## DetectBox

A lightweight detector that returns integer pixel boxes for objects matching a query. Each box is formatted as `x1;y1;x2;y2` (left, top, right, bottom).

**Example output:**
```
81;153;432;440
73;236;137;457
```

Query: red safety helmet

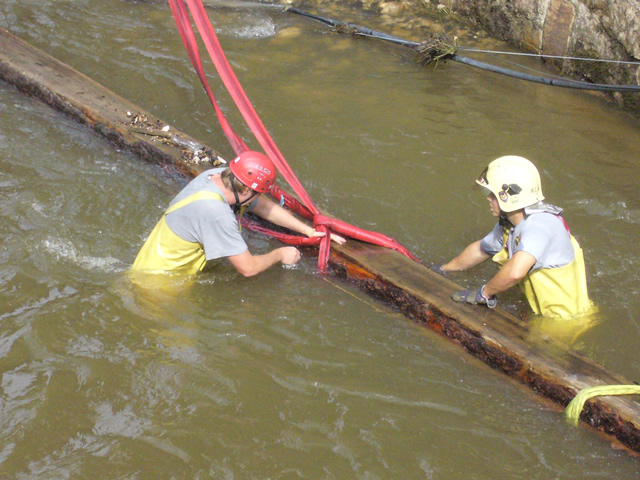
229;151;277;193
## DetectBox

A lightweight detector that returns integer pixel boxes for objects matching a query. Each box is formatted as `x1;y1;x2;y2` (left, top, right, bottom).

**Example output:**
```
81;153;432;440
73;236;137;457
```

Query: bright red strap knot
312;214;332;227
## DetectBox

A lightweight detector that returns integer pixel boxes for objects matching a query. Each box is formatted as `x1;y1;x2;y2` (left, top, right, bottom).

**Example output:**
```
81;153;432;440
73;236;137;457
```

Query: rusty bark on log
1;26;639;455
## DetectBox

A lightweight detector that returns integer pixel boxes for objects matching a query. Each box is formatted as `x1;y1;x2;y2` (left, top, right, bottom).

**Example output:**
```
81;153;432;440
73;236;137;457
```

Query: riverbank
277;0;640;115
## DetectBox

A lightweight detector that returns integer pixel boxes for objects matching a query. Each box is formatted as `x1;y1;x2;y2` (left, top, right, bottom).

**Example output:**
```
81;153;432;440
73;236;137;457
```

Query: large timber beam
1;26;639;455
0;28;223;178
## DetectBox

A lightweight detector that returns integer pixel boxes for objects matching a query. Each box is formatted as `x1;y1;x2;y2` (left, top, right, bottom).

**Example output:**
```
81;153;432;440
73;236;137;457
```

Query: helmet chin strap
230;181;258;214
499;211;515;227
230;181;242;213
242;191;259;206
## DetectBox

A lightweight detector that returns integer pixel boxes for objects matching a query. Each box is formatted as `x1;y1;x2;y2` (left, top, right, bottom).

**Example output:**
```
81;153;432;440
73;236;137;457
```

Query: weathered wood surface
1;26;639;455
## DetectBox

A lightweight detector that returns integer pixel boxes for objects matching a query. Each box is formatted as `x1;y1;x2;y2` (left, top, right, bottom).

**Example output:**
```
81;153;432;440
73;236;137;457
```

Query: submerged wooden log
331;243;640;450
1;26;639;455
0;28;224;178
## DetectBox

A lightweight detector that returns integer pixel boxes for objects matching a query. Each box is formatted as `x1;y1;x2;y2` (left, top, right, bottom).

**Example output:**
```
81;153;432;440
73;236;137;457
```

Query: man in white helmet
437;156;592;318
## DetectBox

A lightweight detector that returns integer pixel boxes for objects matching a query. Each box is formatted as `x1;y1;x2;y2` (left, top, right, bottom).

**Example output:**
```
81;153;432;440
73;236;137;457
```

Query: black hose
285;7;640;93
287;7;418;48
451;55;640;92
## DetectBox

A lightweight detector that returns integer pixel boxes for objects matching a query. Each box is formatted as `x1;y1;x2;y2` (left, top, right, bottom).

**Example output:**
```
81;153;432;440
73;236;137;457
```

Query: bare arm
441;241;491;272
228;247;301;277
251;196;346;244
482;250;536;297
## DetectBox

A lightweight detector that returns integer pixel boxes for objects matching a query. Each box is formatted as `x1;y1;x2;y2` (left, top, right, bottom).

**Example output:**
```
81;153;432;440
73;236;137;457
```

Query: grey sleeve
480;223;504;256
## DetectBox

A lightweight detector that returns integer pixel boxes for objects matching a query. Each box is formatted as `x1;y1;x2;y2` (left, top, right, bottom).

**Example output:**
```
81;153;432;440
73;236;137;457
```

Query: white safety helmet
476;156;544;212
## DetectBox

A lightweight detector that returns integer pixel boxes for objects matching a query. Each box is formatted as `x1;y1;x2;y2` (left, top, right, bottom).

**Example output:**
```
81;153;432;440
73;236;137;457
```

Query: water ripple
269;374;468;416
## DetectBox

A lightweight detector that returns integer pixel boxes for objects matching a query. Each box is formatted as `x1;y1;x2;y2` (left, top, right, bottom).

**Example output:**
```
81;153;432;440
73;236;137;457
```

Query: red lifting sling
168;0;419;271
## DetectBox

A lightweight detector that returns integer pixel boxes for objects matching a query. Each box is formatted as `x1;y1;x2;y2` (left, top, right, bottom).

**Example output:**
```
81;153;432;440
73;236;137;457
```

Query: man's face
487;192;501;218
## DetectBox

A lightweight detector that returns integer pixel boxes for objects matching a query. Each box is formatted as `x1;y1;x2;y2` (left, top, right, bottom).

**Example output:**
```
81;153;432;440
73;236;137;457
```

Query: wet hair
221;167;250;195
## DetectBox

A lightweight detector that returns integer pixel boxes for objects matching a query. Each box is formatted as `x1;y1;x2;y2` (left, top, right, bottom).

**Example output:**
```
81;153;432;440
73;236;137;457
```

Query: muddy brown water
1;1;640;478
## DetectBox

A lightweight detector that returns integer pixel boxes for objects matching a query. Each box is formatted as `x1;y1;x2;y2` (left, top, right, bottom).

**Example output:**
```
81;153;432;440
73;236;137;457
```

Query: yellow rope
564;384;640;426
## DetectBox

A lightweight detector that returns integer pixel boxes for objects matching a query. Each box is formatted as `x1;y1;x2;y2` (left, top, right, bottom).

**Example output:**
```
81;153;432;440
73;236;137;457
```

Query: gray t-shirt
480;212;575;271
165;168;250;261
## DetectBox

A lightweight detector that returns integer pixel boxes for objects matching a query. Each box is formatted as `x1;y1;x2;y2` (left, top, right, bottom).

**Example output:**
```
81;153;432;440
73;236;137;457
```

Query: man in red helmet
132;151;344;276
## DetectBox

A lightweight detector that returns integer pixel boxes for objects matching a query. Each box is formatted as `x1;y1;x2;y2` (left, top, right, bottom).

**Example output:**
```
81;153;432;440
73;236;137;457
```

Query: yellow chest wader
131;191;225;275
493;226;592;318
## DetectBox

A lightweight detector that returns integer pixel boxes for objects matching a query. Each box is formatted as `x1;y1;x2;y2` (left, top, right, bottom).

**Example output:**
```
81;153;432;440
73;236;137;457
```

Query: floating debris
415;32;458;66
126;113;221;167
126;111;166;131
331;22;360;36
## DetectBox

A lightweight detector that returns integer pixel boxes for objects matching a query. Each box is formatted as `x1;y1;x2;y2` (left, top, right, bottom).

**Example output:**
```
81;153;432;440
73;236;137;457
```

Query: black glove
451;285;497;308
429;264;446;276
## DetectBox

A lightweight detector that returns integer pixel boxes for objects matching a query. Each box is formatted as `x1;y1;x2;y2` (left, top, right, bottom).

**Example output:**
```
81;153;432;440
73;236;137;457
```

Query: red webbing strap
176;0;315;207
168;0;247;154
268;186;419;261
168;0;420;269
270;185;314;220
169;0;333;269
241;218;321;247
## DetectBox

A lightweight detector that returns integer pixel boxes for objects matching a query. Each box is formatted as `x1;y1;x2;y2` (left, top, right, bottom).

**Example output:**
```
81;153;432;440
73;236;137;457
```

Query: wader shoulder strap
165;191;224;215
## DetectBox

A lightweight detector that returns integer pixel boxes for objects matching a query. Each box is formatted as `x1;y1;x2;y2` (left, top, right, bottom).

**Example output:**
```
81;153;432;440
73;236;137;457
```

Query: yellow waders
131;191;225;275
493;230;592;318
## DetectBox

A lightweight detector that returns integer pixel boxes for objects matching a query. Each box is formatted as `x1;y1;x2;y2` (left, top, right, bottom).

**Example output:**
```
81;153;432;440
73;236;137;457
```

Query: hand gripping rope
167;0;419;271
